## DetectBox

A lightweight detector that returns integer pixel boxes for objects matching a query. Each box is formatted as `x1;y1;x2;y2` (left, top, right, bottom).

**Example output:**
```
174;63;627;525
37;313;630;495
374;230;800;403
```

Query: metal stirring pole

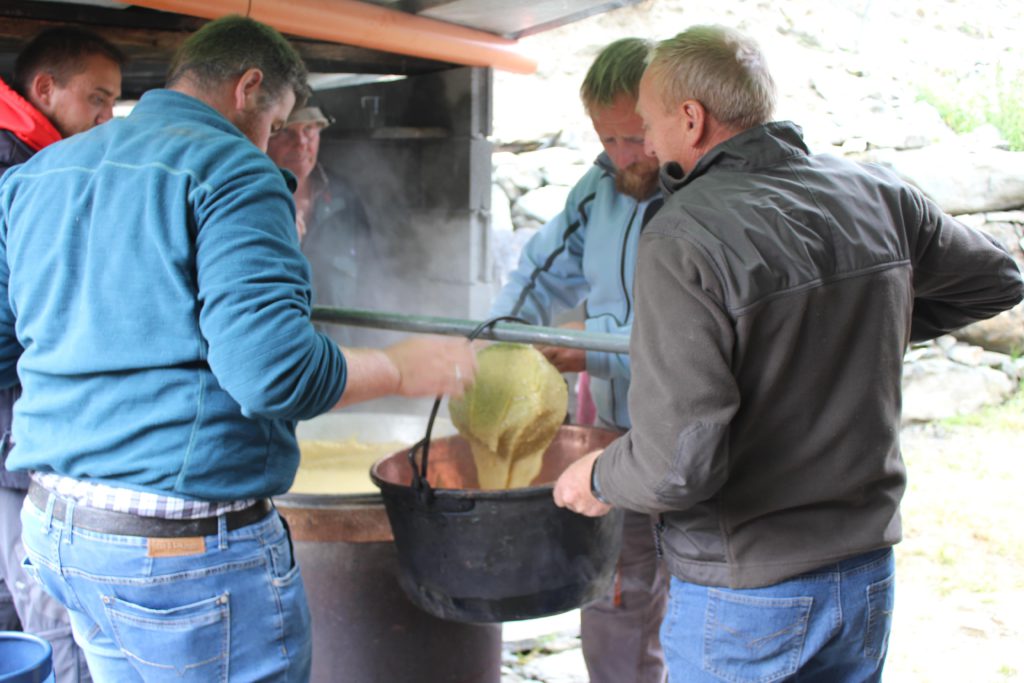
311;306;630;355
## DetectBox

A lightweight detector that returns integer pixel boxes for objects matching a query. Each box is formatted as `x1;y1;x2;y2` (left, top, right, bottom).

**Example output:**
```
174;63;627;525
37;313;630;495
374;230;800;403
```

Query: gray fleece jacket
595;121;1024;589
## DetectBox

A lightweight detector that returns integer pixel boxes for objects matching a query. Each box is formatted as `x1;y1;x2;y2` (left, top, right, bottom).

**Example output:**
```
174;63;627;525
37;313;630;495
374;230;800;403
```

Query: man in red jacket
0;26;123;683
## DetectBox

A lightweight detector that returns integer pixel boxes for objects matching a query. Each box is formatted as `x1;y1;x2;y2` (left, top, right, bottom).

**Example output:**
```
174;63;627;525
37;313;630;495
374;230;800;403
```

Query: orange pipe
129;0;538;74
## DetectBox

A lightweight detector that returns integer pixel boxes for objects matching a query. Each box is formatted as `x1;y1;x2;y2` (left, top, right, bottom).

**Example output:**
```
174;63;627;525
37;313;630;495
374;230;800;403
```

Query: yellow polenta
290;438;404;494
449;343;567;489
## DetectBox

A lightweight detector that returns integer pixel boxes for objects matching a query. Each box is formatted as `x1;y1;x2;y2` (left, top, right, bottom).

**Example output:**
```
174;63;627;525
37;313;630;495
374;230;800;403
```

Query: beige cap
287;105;332;128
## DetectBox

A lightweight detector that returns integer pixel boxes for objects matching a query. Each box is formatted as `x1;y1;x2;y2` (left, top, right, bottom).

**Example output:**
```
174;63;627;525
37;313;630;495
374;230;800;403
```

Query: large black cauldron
277;413;501;683
370;425;624;623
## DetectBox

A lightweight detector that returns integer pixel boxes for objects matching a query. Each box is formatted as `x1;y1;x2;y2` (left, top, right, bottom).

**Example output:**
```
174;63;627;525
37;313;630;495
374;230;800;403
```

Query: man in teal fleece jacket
0;16;474;682
0;26;123;683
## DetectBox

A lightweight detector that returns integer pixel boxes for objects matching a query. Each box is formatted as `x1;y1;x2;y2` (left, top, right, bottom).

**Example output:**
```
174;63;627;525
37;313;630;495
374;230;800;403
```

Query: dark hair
580;37;655;113
13;27;125;96
167;15;310;110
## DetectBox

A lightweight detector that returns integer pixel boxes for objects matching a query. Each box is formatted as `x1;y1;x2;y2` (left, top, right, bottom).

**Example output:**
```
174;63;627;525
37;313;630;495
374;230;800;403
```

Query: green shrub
917;65;1024;151
988;68;1024;150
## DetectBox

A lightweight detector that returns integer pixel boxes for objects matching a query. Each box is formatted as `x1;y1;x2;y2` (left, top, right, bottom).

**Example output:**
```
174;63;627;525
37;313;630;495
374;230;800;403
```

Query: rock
904;344;944;363
492;227;538;287
953;307;1024;356
946;343;985;367
514;147;589;181
499;667;529;683
544;161;592;188
494;153;544;200
512;215;544;231
492;151;520;168
863;144;1024;215
982;210;1024;229
519;648;588;683
945;219;1024;355
902;359;1016;423
515;185;572;224
974;219;1024;260
979;350;1014;369
999;357;1022;383
849;101;956;151
491;184;515;233
959;123;1009;150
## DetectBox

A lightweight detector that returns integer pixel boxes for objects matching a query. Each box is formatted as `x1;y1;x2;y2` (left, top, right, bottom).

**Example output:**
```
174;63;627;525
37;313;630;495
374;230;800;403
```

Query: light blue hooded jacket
489;152;661;429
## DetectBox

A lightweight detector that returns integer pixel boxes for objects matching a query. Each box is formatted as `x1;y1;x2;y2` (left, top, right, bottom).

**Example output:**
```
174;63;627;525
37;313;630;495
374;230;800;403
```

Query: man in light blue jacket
490;38;668;683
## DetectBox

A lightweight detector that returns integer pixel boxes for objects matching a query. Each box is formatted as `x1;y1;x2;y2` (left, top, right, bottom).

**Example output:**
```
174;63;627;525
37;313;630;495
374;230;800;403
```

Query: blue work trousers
20;495;311;682
661;548;895;683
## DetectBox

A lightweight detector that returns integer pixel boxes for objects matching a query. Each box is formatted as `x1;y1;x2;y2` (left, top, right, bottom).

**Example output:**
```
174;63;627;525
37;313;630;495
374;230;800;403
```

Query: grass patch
918;66;1024;150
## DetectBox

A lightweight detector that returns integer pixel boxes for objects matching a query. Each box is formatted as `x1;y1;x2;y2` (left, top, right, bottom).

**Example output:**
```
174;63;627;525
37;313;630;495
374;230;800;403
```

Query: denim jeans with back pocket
20;494;312;682
661;548;895;683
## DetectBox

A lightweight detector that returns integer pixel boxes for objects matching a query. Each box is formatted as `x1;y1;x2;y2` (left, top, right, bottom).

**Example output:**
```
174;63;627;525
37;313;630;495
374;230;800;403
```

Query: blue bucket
0;632;54;683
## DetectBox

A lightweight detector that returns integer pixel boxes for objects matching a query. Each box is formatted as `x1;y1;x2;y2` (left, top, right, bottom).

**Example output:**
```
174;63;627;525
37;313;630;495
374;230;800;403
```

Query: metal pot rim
370;471;555;500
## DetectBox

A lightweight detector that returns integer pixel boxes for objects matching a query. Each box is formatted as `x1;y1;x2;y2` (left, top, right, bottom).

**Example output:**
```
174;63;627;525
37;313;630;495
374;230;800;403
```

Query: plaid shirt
31;472;257;520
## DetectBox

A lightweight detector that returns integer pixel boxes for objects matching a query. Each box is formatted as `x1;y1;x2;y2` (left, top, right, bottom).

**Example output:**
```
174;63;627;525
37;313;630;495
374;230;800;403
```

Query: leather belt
27;481;273;538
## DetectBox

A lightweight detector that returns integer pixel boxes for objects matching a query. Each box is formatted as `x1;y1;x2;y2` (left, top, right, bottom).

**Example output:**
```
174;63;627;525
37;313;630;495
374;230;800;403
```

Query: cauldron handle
408;315;531;504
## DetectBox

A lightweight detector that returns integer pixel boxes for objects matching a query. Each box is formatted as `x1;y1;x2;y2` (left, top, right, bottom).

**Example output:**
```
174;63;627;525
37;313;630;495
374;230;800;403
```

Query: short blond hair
647;25;775;130
580;37;655;114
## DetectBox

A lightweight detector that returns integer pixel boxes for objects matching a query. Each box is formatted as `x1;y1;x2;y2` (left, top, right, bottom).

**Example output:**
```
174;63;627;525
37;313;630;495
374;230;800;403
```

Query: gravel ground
887;420;1024;681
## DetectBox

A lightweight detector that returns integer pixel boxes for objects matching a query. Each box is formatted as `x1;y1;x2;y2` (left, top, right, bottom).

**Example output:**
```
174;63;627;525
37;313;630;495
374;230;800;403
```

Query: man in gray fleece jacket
554;24;1024;682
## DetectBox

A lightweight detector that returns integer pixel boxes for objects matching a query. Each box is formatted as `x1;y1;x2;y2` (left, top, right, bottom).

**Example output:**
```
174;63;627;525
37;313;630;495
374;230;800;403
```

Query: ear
232;67;265;112
28;71;57;114
680;99;708;145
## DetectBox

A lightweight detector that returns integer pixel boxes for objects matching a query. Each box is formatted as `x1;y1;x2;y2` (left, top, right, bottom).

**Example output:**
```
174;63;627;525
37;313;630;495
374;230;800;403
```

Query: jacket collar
659;121;810;195
131;89;250;141
594;150;616;175
0;77;62;152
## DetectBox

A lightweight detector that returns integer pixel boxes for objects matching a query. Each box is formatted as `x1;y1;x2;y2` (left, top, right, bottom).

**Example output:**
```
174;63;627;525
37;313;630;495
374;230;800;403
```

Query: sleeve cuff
590;458;610;504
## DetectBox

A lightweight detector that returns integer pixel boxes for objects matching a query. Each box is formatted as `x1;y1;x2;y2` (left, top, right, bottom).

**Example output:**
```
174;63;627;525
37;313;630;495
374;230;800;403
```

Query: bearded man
488;37;668;683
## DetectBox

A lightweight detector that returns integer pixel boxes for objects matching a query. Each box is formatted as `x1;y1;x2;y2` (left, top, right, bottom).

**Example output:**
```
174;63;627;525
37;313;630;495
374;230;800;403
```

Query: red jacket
0;76;61;174
0;76;60;489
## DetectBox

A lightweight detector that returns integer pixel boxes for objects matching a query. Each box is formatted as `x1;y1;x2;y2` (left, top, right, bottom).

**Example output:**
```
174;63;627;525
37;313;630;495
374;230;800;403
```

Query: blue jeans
1;488;91;681
661;548;894;683
20;495;311;682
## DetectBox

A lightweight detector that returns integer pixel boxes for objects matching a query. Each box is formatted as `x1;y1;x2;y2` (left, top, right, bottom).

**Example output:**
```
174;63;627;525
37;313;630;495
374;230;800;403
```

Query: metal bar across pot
311;306;630;354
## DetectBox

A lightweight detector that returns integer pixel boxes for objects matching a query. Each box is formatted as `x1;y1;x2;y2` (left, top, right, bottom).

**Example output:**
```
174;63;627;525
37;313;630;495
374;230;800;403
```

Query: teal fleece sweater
0;89;347;500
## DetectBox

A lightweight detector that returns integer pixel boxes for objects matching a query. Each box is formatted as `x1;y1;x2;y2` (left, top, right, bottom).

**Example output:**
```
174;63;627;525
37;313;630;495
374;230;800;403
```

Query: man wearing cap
268;104;374;347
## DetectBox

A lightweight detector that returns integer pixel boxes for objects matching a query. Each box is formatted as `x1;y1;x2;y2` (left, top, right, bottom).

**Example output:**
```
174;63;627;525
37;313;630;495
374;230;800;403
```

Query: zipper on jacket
618;202;639;323
618;196;663;324
652;514;665;559
509;192;595;318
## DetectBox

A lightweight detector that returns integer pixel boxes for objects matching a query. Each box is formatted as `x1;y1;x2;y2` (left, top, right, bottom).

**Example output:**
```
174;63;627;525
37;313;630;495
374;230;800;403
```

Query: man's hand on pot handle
554;449;612;517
